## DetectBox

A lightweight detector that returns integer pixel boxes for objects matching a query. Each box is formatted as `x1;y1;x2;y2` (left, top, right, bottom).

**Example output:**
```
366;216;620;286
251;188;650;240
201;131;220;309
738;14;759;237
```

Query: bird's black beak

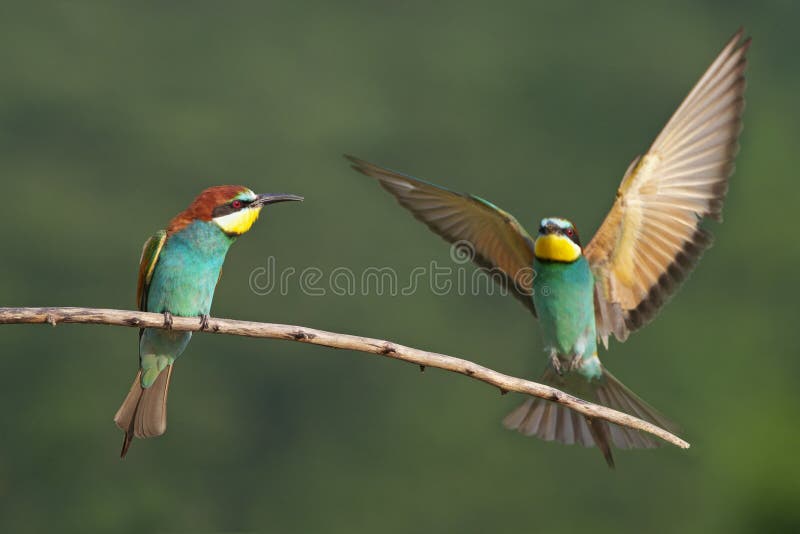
253;193;304;206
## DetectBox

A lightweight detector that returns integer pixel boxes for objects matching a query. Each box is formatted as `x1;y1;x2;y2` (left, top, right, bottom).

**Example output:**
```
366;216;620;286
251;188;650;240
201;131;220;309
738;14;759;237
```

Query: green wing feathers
136;230;167;311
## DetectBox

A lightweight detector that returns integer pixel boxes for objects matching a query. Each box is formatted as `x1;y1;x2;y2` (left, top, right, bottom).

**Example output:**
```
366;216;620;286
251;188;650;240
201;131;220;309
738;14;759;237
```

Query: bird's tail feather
594;368;677;450
503;366;677;468
113;365;173;458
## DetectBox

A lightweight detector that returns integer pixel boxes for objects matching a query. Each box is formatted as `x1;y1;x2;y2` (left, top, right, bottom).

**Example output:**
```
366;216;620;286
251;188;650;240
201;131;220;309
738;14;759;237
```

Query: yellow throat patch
534;234;581;262
213;206;263;235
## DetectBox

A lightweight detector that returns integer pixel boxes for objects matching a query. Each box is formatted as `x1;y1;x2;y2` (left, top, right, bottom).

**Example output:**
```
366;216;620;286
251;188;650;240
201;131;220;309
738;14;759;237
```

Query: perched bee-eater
114;186;303;457
348;30;749;467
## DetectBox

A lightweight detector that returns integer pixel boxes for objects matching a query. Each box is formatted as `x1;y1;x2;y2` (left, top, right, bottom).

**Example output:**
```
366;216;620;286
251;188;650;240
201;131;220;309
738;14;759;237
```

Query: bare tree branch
0;306;689;449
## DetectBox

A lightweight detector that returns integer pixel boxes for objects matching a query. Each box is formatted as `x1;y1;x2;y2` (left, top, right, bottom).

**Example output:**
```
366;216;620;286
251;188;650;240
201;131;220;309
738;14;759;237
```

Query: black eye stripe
538;224;581;247
565;229;581;247
212;199;252;218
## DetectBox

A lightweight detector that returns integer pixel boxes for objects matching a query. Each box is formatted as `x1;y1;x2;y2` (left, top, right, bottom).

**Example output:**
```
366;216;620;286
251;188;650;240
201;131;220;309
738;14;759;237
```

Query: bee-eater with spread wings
348;30;749;467
114;186;303;457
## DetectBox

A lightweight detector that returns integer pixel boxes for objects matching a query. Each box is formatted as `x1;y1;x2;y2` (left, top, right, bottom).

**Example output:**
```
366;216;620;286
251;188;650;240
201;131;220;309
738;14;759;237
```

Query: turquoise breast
532;255;596;358
138;221;235;373
146;221;234;317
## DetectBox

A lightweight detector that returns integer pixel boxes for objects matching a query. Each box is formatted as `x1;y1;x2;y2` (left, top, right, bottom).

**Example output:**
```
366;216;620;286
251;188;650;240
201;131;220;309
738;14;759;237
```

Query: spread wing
347;155;537;315
584;29;750;345
136;230;167;312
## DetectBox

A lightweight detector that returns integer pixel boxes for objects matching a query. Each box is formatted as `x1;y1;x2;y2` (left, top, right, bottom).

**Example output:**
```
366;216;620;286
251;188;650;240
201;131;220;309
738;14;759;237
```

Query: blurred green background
1;1;798;532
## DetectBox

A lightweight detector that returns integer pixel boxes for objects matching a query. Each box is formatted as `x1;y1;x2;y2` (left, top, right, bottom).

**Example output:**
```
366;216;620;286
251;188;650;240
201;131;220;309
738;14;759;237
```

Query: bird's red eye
566;228;574;237
232;200;243;209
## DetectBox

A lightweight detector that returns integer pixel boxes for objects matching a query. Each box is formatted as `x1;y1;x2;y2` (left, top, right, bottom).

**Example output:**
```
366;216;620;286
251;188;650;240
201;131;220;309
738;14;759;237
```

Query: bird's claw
199;314;210;331
550;354;563;376
162;311;174;330
569;354;583;371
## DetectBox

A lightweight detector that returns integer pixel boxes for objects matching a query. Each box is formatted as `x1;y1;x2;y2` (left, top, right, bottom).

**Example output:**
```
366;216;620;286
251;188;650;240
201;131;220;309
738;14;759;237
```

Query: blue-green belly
532;255;600;378
139;221;234;386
